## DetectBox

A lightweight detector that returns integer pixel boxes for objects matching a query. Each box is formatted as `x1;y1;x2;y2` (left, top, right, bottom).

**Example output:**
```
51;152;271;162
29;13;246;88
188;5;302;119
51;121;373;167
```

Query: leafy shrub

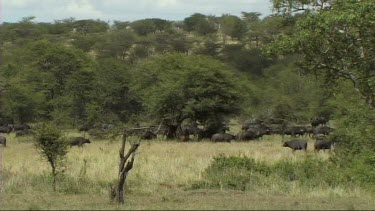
328;97;375;186
206;154;272;176
193;154;363;191
194;154;271;190
272;160;298;181
33;123;68;191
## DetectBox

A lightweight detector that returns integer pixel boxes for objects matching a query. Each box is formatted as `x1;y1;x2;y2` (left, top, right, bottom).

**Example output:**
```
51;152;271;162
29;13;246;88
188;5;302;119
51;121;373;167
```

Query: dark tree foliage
220;14;247;40
131;53;244;139
220;44;273;76
72;19;109;35
183;13;217;35
130;18;172;36
0;10;359;131
268;0;375;108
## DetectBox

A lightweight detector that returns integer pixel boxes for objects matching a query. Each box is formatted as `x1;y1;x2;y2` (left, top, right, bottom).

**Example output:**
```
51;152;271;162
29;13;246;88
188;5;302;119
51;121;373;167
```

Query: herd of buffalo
0;116;335;153
180;116;335;153
210;116;335;152
0;123;91;147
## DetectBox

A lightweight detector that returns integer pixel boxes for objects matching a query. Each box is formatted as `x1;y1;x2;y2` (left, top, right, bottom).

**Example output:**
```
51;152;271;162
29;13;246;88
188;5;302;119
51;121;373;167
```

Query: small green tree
183;13;217;36
220;14;247;40
34;123;68;191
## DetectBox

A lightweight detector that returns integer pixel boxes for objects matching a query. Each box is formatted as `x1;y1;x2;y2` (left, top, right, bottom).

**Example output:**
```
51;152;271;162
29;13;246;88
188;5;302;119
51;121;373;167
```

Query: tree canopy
267;0;375;108
131;53;244;138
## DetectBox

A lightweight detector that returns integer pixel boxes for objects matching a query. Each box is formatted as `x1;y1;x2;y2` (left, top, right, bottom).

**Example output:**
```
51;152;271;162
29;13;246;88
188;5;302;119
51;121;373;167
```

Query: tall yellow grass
3;133;328;193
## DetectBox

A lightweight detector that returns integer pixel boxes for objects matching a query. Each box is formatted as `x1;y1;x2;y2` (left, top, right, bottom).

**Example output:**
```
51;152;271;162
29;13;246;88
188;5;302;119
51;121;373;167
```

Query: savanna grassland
1;131;374;210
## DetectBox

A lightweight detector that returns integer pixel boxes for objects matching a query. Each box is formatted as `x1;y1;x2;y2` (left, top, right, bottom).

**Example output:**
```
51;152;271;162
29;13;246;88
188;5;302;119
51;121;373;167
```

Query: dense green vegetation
0;13;329;127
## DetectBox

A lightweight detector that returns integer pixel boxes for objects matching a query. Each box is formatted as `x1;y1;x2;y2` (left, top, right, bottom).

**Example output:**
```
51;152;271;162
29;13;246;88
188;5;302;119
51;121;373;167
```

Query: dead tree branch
111;132;140;204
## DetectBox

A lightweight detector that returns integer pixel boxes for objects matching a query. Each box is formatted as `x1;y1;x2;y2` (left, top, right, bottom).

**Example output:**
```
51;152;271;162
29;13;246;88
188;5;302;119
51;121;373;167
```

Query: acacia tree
220;14;247;40
267;0;375;108
131;53;244;139
130;18;172;36
183;13;217;36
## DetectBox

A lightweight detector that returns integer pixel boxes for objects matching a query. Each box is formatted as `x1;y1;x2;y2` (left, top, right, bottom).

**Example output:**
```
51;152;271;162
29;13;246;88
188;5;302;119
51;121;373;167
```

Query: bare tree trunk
52;171;57;192
113;132;140;204
48;159;57;191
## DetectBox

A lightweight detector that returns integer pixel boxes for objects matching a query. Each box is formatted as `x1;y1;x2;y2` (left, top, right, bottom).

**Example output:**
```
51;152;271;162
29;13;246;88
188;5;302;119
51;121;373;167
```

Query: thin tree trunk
114;132;140;204
52;166;56;192
48;159;57;192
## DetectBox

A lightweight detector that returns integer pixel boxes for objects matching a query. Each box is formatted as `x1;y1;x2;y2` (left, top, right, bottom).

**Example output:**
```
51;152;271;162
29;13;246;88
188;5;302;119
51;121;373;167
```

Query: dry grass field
1;132;374;210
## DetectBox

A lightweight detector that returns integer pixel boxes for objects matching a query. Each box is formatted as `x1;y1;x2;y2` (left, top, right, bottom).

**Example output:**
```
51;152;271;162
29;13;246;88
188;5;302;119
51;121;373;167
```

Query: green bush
272;160;298;181
33;123;69;191
194;154;271;190
193;154;364;191
327;95;375;186
206;154;272;176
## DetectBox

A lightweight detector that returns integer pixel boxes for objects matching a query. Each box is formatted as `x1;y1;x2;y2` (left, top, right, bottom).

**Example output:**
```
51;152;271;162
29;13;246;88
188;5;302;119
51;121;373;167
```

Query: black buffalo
267;124;285;135
241;118;264;131
211;133;236;142
314;139;333;152
305;126;314;137
283;139;307;152
311;117;328;127
196;127;227;140
251;124;270;135
242;121;271;138
0;125;13;134
313;126;334;136
282;126;307;137
141;131;157;140
0;136;6;147
179;122;199;140
237;130;263;141
69;137;91;147
180;125;201;137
